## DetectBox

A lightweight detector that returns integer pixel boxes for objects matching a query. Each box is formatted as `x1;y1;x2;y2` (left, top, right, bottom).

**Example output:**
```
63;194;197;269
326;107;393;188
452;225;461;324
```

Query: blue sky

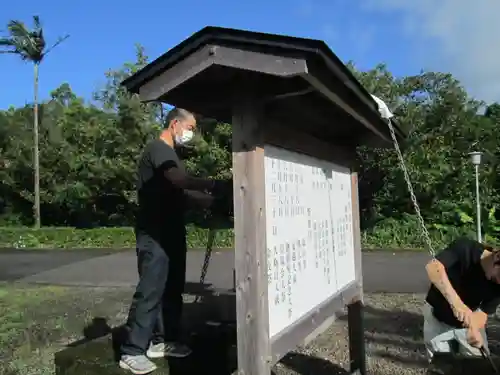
1;0;495;109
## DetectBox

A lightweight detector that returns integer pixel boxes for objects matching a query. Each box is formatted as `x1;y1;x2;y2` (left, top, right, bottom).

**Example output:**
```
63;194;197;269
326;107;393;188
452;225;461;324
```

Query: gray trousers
121;231;187;356
423;303;488;361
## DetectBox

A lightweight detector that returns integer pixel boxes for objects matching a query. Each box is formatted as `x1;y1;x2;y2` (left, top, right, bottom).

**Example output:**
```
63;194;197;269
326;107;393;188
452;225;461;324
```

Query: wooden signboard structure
122;26;404;375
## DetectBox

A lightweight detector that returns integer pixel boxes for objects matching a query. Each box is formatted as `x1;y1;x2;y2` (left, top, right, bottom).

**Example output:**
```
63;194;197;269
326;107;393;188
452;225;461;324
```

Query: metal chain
386;119;436;258
199;228;215;285
195;227;216;303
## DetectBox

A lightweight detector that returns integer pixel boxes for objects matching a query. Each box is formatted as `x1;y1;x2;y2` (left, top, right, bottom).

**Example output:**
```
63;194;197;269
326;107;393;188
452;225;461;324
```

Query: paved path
0;249;431;293
0;248;121;282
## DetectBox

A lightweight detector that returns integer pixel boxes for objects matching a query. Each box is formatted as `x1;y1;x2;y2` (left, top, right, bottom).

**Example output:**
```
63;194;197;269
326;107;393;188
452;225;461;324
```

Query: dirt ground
277;293;427;375
279;294;500;375
1;284;499;375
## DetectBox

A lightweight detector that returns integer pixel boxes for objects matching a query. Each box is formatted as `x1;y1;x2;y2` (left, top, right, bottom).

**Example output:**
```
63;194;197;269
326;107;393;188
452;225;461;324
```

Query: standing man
119;108;230;374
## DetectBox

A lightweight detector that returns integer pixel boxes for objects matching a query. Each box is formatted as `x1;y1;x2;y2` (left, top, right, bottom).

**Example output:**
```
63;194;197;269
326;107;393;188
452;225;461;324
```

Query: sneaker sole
146;350;165;359
146;349;192;359
119;360;157;374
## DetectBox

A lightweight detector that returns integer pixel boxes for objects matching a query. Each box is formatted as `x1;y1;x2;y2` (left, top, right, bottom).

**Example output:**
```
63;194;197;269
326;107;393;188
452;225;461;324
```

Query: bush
361;214;493;251
0;215;493;251
0;226;234;249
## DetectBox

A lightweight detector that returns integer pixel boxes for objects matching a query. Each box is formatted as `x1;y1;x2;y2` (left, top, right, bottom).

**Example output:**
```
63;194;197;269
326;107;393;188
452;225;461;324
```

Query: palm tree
0;16;69;228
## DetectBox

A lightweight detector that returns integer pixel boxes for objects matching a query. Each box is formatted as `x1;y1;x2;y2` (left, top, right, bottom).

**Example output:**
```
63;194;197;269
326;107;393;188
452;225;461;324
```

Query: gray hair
164;107;193;128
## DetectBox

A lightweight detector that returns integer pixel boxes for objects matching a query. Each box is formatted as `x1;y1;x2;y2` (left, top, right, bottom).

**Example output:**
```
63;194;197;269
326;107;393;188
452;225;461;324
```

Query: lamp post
469;151;483;242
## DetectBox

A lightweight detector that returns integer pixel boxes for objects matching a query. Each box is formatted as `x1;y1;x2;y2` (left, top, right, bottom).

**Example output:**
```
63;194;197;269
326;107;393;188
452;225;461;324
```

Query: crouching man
424;237;500;374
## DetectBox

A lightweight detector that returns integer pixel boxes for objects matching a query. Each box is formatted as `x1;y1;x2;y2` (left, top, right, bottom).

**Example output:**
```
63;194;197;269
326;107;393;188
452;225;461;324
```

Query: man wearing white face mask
119;108;232;374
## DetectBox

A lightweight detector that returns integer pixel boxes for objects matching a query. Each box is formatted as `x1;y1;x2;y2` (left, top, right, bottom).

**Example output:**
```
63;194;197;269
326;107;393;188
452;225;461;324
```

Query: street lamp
469;151;483;242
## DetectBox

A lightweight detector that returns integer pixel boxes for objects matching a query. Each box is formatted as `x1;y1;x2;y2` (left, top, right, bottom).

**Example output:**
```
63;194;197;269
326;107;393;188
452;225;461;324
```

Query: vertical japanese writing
264;145;355;339
314;220;319;268
286;242;292;318
302;238;307;270
273;245;279;305
267;247;273;285
280;243;286;303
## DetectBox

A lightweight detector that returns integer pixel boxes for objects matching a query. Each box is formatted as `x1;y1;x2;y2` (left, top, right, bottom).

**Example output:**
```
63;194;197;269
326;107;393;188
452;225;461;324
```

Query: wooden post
232;93;271;375
348;300;366;375
348;172;366;375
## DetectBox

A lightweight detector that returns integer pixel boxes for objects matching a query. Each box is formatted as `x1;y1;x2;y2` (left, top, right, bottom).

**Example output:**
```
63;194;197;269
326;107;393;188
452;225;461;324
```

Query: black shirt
426;237;500;327
136;139;186;237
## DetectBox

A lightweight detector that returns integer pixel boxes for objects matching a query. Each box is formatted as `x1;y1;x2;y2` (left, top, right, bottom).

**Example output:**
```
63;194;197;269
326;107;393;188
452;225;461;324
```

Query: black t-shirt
426;237;500;327
136;139;186;236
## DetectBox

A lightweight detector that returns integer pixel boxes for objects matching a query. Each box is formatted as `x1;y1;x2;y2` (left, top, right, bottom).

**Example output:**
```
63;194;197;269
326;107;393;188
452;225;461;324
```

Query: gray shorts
423;303;488;360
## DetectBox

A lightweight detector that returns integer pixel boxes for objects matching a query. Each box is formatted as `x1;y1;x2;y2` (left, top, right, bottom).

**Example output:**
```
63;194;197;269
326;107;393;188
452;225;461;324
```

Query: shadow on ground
48;290;500;375
336;304;500;374
54;288;354;375
279;353;350;375
55;293;238;374
57;318;352;375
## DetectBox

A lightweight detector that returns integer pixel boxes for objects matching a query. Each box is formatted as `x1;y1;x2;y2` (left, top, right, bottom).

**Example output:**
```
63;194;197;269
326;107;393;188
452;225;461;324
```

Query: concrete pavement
0;249;432;293
0;248;120;282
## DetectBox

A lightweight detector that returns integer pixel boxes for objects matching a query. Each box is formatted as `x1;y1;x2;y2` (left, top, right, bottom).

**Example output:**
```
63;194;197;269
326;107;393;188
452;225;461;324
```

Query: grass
0;283;66;375
0;283;132;375
0;284;67;352
0;226;235;250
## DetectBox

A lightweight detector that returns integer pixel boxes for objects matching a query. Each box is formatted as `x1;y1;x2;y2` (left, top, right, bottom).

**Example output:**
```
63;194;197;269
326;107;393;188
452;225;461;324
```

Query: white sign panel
264;145;355;339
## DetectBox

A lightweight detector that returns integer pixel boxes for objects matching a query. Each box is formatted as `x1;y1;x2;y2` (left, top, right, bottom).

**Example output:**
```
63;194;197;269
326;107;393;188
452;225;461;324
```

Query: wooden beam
271;282;358;364
347;172;366;375
139;45;215;102
348;299;366;375
139;45;308;102
351;172;363;297
301;74;390;144
232;92;271;375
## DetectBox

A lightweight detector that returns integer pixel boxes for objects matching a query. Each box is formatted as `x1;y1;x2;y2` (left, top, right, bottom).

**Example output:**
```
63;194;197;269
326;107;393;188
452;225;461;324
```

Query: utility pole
469;151;483;242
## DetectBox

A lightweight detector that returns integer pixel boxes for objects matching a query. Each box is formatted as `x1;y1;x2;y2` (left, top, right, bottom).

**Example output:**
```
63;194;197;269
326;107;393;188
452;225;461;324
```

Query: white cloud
362;0;500;103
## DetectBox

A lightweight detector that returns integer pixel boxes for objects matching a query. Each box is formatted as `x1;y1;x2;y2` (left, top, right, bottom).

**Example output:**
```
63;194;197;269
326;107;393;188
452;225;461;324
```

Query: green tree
350;63;500;245
0;15;69;228
3;44;500;248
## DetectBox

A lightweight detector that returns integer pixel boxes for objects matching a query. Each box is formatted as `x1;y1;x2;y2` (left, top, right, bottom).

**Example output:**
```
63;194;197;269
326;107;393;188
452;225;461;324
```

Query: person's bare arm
426;260;473;327
425;259;463;307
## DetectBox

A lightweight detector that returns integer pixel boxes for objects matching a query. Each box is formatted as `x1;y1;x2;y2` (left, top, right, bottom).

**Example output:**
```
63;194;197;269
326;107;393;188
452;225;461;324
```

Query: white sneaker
119;354;157;374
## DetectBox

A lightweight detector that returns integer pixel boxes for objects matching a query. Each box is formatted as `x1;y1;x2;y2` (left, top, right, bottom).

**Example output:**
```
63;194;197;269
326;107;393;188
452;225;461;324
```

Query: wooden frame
122;26;405;375
232;92;272;375
138;44;308;103
122;26;404;143
231;115;365;374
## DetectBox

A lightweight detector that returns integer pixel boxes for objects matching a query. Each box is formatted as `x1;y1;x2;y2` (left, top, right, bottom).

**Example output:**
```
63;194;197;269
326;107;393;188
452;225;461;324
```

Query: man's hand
197;194;214;209
211;179;233;198
466;327;484;348
451;300;474;327
471;310;488;330
210;179;234;217
211;194;233;218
